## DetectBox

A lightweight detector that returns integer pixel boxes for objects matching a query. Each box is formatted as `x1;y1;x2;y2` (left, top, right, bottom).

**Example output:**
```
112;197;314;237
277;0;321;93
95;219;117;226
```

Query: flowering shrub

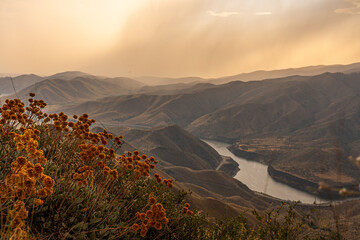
0;94;337;239
0;94;192;239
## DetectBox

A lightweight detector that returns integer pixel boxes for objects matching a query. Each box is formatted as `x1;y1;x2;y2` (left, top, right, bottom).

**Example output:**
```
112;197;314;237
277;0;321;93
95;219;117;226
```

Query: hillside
0;74;43;95
61;72;360;197
0;71;144;101
105;125;224;170
133;62;360;85
210;62;360;84
101;125;277;211
12;76;144;105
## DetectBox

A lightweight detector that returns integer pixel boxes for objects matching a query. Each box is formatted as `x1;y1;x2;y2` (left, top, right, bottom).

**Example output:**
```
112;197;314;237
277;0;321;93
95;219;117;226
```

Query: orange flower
162;217;169;224
34;198;43;206
16;156;27;166
34;163;44;174
146;210;153;218
44;177;55;188
132;223;139;231
155;222;162;230
149;197;156;204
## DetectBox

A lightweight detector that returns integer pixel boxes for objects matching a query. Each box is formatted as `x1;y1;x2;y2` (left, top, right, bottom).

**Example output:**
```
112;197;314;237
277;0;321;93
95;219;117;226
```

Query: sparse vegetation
0;94;347;239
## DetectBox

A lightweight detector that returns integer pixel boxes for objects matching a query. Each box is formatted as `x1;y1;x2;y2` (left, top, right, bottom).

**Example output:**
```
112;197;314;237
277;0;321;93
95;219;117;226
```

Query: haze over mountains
134;62;360;85
2;62;360;95
2;62;360;200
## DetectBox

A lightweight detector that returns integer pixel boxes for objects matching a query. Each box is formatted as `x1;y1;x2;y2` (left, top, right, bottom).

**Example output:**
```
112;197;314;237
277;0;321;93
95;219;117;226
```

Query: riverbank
268;164;360;200
203;139;326;204
227;142;360;201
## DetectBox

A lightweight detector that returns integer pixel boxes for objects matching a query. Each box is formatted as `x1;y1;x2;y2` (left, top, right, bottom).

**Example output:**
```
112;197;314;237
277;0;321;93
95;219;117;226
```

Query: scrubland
0;94;353;239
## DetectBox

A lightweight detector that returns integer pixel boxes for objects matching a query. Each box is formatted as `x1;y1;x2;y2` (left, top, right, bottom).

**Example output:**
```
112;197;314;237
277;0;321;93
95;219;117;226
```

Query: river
203;139;326;204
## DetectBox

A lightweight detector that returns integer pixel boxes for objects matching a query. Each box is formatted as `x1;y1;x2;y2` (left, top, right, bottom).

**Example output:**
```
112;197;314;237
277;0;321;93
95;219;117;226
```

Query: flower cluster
154;174;173;188
133;197;169;237
182;203;193;215
10;128;47;164
0;94;55;237
3;156;53;200
8;200;29;239
0;93;48;131
73;142;120;184
117;151;158;180
9;200;28;229
1;93;184;239
2;127;54;203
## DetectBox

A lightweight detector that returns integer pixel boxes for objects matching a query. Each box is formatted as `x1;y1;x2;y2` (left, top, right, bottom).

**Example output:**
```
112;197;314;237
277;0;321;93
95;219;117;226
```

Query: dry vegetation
0;94;347;239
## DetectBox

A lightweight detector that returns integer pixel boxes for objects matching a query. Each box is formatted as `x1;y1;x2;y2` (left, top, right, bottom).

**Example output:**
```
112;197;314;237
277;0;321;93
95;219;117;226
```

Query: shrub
0;94;194;239
0;94;336;239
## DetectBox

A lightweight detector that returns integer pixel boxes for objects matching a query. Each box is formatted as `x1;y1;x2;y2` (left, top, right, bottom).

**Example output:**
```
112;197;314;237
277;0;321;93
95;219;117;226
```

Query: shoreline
227;144;360;201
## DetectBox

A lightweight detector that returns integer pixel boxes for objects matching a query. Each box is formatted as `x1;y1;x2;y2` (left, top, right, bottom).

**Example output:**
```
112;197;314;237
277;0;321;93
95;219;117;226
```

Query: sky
1;0;360;78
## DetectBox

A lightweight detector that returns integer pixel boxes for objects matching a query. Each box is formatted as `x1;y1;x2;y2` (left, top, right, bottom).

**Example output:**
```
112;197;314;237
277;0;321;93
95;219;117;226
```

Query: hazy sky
1;0;360;78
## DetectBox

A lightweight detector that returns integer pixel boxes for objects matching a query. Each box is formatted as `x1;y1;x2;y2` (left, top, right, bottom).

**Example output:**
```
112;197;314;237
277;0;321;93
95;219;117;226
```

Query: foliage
0;94;335;239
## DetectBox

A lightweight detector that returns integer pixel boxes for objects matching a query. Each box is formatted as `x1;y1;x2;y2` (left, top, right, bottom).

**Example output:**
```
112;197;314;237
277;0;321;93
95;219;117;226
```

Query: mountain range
59;71;360;197
2;62;360;199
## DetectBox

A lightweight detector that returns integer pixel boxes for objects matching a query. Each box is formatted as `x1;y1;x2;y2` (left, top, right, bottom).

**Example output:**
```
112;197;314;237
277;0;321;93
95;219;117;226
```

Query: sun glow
1;0;360;77
0;0;144;74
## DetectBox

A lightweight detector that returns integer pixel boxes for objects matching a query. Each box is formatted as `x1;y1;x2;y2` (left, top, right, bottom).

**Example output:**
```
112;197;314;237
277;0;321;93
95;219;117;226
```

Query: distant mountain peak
47;71;96;80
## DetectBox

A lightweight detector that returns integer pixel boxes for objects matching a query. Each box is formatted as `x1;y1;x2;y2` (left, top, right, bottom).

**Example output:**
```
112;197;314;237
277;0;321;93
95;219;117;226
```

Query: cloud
2;0;360;78
254;12;272;15
335;0;360;14
208;10;239;17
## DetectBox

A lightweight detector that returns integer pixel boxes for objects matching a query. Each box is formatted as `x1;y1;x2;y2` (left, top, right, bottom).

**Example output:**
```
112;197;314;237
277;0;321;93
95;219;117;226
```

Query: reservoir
203;139;326;204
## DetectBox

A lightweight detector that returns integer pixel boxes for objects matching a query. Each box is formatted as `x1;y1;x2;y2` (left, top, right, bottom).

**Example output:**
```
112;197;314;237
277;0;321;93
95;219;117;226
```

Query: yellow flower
34;163;44;174
43;176;55;188
37;188;47;198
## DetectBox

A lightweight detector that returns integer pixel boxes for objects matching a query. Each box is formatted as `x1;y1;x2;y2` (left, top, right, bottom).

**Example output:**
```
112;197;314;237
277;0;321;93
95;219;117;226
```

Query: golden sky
1;0;360;78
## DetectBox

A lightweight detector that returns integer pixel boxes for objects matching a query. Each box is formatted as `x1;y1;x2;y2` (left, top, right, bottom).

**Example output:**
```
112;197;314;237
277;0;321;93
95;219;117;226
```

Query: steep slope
109;125;223;170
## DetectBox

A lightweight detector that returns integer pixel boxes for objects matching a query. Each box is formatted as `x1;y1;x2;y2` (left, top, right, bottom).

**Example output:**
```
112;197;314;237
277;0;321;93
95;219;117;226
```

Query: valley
2;65;360;202
4;1;360;237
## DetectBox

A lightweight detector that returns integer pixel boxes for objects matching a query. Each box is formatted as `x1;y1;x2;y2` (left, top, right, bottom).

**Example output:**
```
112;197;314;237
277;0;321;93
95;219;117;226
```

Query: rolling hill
61;71;360;197
0;74;43;95
8;75;144;105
